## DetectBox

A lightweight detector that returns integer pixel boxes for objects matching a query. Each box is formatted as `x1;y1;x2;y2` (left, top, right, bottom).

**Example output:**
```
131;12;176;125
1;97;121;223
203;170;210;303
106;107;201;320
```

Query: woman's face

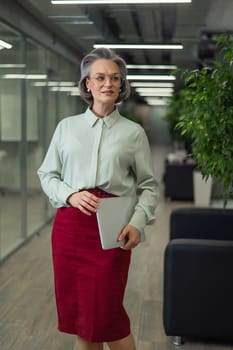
86;59;122;107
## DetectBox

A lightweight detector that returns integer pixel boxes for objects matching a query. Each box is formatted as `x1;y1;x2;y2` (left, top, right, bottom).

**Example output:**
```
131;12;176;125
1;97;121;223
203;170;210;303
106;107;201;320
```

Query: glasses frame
87;73;123;85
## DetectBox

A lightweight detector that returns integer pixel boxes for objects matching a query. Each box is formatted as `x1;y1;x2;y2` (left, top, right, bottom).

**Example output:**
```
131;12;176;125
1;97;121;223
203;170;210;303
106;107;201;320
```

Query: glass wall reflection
26;39;49;236
0;23;24;258
0;21;83;261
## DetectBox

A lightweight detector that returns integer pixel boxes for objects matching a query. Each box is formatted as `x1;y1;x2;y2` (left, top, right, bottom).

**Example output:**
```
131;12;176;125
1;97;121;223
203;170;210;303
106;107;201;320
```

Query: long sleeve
129;129;159;235
37;123;78;207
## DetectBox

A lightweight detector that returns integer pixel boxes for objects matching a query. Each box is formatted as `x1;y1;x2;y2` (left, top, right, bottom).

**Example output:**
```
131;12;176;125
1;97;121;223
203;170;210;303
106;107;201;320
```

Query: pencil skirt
51;189;131;342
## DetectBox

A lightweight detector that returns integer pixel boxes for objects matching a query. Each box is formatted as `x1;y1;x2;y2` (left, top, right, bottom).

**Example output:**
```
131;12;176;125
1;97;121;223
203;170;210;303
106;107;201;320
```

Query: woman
37;47;159;350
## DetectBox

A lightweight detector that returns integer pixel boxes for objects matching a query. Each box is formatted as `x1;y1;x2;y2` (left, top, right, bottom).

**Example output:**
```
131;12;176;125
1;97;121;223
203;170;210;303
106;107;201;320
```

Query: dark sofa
163;207;233;346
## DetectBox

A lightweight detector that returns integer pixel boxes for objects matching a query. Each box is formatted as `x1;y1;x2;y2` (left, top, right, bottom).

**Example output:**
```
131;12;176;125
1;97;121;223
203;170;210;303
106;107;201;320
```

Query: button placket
89;119;104;188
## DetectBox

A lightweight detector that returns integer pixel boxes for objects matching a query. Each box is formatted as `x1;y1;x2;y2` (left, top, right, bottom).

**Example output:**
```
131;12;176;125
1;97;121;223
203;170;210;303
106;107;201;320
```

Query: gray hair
79;47;131;105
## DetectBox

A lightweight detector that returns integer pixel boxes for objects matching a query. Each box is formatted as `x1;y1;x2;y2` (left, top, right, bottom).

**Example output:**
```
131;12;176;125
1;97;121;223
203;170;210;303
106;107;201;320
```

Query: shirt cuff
129;210;147;235
49;185;79;208
62;188;79;207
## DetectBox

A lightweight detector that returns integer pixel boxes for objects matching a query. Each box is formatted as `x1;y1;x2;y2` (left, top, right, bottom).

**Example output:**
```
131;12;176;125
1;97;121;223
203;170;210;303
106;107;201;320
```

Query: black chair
163;207;233;346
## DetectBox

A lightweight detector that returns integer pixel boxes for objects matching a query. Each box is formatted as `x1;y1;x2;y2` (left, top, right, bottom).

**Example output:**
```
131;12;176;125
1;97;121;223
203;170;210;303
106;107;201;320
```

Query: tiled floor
0;145;233;350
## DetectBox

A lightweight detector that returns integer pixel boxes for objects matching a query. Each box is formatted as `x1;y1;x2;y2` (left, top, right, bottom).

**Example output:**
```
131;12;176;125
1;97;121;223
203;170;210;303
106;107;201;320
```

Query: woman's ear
86;78;90;91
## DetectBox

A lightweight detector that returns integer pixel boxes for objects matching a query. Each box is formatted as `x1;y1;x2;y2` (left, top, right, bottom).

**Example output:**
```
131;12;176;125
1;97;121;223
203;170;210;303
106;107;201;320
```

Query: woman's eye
96;76;104;81
112;76;120;82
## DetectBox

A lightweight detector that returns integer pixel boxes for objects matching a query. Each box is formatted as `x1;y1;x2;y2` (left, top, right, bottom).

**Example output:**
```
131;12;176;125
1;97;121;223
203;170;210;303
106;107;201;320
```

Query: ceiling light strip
0;64;26;68
52;1;192;4
33;81;76;87
94;44;183;49
146;99;170;106
130;82;174;87
51;87;80;92
0;40;12;49
3;74;47;79
127;75;175;80
127;64;177;69
139;92;173;96
48;15;89;18
54;21;94;24
136;88;174;93
146;97;170;102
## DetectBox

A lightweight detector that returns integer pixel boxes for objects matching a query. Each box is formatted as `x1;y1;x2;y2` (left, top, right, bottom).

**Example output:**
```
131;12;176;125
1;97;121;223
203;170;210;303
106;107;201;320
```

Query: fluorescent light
127;64;177;69
0;64;26;68
33;81;76;87
52;1;192;4
127;75;176;80
59;81;77;86
139;91;173;96
48;15;88;18
136;88;174;93
146;98;170;106
33;82;59;87
0;40;12;49
54;20;94;24
50;86;80;96
94;44;183;50
3;74;47;79
70;91;81;96
50;86;80;93
130;82;174;87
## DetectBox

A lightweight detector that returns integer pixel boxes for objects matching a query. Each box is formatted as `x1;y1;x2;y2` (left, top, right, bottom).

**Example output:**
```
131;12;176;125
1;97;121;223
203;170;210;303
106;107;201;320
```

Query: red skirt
51;188;131;342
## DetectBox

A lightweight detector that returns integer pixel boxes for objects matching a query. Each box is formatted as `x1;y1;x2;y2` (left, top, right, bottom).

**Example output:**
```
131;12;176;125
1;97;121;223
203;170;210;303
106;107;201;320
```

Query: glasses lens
91;75;122;84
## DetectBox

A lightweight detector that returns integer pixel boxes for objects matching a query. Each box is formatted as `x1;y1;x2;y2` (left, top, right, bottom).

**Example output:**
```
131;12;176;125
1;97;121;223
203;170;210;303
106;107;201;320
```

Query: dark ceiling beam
86;6;135;64
13;0;84;62
130;8;151;64
86;6;119;42
160;5;177;63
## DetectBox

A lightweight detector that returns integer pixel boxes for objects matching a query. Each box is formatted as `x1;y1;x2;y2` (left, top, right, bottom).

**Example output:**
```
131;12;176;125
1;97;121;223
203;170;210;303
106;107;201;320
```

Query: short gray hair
79;47;131;105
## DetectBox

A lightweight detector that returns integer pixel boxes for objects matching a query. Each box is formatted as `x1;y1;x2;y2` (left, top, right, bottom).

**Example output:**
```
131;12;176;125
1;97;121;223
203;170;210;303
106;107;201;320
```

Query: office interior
0;0;175;262
0;1;233;349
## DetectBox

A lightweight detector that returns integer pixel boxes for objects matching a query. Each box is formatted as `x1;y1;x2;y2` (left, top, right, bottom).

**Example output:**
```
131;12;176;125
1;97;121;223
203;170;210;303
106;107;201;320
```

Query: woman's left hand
117;224;141;250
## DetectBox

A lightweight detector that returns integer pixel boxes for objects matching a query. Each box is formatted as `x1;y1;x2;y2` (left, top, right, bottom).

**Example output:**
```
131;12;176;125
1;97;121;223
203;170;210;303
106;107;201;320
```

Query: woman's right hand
67;191;100;216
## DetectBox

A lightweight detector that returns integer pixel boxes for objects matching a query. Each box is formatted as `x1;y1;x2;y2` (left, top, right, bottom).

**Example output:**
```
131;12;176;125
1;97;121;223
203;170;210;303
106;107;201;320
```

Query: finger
80;199;99;212
117;231;127;241
78;192;100;211
121;239;139;250
121;240;133;250
78;203;92;216
121;233;140;249
83;191;100;203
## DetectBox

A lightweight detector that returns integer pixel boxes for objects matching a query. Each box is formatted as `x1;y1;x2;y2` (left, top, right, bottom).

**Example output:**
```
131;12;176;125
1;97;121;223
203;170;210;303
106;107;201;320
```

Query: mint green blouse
37;108;159;236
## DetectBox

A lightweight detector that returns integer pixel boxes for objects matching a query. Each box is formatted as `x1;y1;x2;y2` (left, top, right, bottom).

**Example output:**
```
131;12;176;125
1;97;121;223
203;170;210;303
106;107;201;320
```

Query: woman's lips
102;90;114;95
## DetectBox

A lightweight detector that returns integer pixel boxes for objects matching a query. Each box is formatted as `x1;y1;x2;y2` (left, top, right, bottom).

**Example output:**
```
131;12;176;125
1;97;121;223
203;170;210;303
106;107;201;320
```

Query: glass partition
0;22;81;261
0;23;24;258
26;39;50;236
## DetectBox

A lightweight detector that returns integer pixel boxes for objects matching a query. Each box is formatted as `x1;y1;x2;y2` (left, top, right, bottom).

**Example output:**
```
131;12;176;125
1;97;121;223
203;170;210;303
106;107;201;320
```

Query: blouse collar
85;107;121;129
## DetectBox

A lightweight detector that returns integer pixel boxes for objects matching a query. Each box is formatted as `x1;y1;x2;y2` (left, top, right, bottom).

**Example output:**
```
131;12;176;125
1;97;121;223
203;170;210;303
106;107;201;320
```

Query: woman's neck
91;103;115;118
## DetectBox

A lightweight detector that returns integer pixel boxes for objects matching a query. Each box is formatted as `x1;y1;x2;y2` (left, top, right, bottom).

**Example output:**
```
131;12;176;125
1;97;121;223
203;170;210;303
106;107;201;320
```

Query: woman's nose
104;77;112;85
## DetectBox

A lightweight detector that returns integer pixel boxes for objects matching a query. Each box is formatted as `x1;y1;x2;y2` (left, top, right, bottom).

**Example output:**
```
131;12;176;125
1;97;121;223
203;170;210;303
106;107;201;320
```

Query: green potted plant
173;34;233;206
163;90;192;149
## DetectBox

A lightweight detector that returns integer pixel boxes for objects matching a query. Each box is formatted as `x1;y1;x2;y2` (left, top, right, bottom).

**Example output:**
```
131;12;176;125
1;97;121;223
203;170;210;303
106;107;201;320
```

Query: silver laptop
96;196;136;250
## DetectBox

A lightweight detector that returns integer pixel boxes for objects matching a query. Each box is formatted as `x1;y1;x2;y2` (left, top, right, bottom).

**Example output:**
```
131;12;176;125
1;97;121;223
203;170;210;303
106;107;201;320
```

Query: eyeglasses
88;74;122;84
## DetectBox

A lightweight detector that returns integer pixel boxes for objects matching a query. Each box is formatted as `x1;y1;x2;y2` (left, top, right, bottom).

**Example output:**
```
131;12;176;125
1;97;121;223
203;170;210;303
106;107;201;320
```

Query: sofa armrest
170;207;233;240
163;238;233;340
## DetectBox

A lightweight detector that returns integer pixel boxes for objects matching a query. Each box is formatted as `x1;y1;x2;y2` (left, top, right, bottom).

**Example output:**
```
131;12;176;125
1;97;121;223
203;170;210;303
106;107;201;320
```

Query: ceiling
6;0;233;101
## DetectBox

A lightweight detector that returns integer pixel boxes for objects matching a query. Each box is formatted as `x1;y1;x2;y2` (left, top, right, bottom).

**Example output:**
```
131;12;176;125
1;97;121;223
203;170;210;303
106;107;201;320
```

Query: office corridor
0;146;232;350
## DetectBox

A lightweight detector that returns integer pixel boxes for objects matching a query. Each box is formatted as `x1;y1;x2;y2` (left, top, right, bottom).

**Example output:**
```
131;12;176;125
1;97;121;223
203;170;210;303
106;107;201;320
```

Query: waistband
85;187;117;199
